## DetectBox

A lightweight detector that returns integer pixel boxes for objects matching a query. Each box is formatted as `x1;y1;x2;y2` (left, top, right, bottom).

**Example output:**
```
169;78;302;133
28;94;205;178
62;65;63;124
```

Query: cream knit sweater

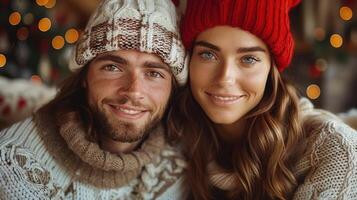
0;110;187;199
207;98;357;199
292;99;357;199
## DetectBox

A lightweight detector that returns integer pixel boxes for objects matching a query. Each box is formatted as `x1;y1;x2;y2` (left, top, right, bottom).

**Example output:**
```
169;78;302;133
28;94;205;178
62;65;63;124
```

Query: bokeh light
52;35;65;50
44;0;56;8
306;84;321;100
0;54;6;68
38;17;51;32
36;0;49;6
9;12;21;26
65;28;79;44
340;6;353;21
330;34;343;48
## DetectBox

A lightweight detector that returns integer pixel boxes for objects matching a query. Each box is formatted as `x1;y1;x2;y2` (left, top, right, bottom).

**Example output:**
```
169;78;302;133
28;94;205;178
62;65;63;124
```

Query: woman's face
190;26;271;126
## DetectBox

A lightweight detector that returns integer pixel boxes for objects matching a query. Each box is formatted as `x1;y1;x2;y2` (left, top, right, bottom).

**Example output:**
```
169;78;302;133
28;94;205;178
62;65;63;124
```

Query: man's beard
90;97;163;143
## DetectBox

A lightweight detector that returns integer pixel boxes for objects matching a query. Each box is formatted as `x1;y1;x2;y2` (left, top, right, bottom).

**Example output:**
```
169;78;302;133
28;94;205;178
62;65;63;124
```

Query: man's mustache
103;96;149;110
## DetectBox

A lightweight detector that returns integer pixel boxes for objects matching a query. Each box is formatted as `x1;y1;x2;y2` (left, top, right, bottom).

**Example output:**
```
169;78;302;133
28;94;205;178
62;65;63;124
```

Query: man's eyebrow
144;61;171;73
193;41;220;51
93;54;127;64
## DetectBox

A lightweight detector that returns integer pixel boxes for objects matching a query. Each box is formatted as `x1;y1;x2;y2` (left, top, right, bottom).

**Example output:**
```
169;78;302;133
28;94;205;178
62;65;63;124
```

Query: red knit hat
181;0;300;71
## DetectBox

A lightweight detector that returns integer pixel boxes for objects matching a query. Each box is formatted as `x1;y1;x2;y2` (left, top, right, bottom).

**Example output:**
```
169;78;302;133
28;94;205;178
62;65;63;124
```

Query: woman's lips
205;92;244;105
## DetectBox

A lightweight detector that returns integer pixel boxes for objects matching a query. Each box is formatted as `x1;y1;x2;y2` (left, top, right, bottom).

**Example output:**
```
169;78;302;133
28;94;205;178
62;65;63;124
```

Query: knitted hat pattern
69;0;188;85
181;0;301;71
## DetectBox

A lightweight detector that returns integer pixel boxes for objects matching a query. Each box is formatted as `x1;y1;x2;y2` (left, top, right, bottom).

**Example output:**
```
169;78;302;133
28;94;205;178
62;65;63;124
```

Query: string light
65;28;79;44
9;12;21;26
0;54;6;68
330;34;343;48
36;0;49;6
17;27;29;41
306;84;321;100
52;36;65;50
340;6;353;21
38;17;51;32
44;0;56;8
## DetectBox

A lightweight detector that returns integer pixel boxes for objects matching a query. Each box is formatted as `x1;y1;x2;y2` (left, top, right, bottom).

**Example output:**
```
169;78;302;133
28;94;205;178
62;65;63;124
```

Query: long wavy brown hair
168;63;307;199
40;64;178;142
38;66;97;139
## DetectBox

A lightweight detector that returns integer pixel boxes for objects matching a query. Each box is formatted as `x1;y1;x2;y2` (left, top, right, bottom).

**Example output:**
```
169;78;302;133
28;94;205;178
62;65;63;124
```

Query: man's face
86;50;173;143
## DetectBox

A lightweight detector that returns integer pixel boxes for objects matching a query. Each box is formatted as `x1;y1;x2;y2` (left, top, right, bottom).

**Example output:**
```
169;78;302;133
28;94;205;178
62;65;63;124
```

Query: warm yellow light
17;27;29;41
330;34;343;48
0;54;6;68
340;6;353;21
36;0;49;6
23;13;34;25
44;0;56;8
65;28;79;44
9;12;21;26
306;84;321;100
31;75;42;84
38;17;52;32
52;36;65;50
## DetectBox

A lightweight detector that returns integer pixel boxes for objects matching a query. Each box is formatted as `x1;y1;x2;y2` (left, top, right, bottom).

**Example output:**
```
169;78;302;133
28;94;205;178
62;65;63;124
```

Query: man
0;0;188;199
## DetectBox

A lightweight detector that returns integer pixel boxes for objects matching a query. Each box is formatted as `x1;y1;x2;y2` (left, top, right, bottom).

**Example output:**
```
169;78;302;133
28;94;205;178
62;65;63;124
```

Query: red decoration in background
1;105;11;116
40;39;49;53
309;64;322;79
0;96;4;105
17;97;27;110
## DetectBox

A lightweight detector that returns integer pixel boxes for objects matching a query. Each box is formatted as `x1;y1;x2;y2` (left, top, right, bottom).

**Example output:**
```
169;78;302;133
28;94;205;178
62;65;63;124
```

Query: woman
168;0;357;199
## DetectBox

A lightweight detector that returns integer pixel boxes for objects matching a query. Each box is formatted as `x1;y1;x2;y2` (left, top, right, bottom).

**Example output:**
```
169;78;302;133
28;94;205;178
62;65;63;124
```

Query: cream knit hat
69;0;188;85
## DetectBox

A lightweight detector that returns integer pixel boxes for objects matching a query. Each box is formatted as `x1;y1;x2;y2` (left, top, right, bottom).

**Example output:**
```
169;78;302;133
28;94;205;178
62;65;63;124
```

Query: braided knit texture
0;110;187;199
69;0;188;85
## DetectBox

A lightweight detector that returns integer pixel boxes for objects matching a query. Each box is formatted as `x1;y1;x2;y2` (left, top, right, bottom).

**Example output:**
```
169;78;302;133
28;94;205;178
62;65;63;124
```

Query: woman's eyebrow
193;41;220;51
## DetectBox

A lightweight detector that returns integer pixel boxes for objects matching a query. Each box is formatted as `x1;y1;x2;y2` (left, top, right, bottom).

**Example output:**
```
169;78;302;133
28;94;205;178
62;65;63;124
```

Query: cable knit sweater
292;99;357;199
0;109;187;199
207;98;357;199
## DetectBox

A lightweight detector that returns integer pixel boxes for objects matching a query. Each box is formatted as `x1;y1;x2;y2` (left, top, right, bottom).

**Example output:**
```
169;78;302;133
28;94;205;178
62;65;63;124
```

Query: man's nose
121;72;145;100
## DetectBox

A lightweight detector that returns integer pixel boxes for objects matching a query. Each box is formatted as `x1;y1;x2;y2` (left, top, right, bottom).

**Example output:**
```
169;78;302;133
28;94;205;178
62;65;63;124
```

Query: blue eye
241;56;260;65
199;51;217;60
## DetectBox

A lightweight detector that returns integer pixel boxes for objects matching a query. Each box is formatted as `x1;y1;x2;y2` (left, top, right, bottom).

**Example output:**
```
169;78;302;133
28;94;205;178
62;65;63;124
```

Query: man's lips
108;104;149;119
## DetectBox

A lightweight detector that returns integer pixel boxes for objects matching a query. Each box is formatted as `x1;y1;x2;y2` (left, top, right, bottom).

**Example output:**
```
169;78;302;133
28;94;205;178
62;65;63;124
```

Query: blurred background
0;0;356;128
